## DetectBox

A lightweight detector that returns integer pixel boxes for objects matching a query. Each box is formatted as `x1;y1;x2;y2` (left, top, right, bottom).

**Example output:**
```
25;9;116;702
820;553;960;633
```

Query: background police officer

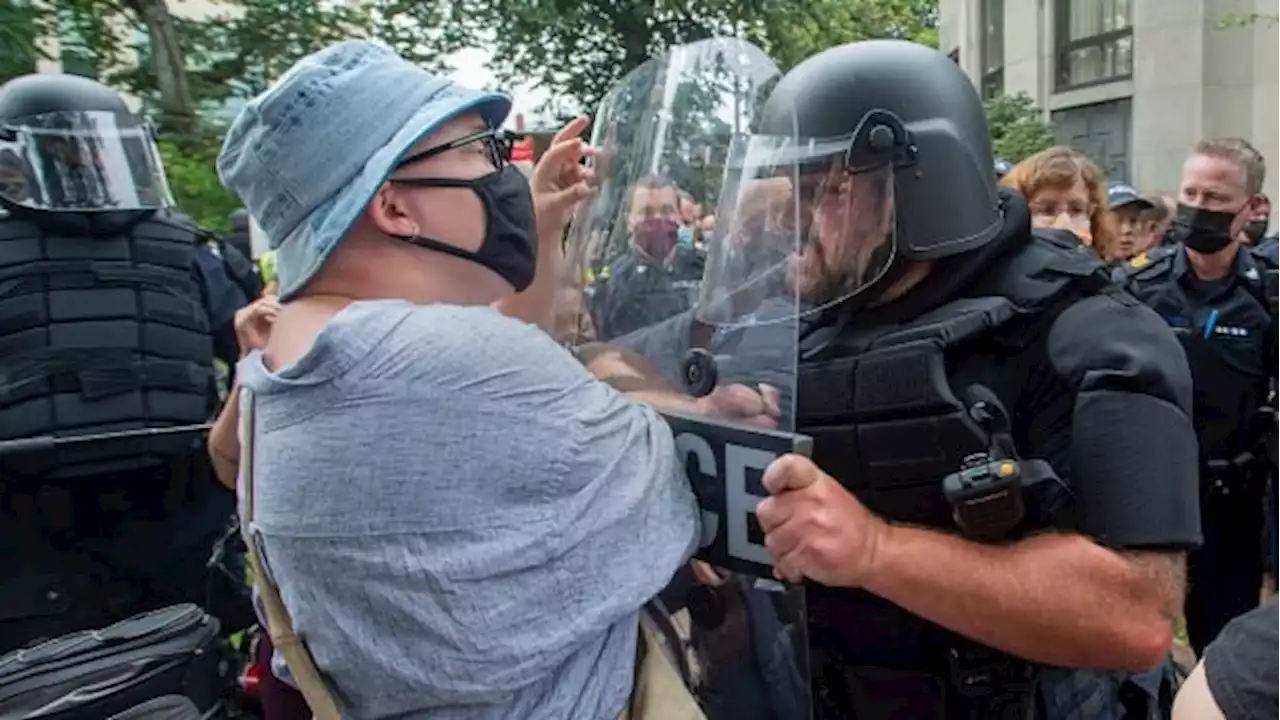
0;73;250;652
1122;137;1278;656
584;174;705;340
1109;181;1158;262
728;41;1198;718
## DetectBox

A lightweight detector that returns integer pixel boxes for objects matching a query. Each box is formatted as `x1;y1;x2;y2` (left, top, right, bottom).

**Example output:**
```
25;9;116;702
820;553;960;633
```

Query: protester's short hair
1193;137;1266;196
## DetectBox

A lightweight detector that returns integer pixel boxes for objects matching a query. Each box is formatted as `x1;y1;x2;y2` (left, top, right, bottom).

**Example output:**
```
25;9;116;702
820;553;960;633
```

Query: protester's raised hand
234;295;280;357
531;117;595;240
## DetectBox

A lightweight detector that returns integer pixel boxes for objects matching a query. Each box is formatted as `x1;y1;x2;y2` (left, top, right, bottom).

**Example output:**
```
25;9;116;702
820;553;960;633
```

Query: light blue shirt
237;300;699;719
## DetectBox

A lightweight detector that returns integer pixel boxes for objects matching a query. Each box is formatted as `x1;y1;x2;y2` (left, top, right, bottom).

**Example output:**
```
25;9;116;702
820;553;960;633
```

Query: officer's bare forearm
207;382;241;490
861;526;1182;671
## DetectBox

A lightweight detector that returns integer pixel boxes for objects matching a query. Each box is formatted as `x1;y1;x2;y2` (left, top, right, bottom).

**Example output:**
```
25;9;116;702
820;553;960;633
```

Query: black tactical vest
796;231;1115;671
0;211;216;480
797;232;1108;530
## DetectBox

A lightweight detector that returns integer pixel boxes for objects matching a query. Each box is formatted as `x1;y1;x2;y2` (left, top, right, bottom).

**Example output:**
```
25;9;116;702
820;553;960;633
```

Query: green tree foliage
760;0;938;70
156;132;242;233
983;92;1056;163
588;39;772;214
0;1;49;84
449;0;939;120
1216;11;1280;29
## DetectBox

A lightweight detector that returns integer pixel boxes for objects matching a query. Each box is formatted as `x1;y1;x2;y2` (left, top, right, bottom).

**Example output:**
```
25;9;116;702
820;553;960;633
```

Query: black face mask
390;165;538;292
1171;202;1239;254
1245;218;1270;244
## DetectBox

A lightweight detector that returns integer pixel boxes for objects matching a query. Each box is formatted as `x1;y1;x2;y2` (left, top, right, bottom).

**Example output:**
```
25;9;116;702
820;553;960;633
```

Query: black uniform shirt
1123;245;1276;461
584;244;704;342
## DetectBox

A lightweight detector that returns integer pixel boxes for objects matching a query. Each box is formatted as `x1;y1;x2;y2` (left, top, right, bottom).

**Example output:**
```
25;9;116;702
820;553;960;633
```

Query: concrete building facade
940;0;1278;222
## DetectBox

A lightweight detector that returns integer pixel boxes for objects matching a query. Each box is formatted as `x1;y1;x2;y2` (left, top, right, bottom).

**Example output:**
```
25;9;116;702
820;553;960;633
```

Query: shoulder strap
239;389;343;720
1121;246;1175;281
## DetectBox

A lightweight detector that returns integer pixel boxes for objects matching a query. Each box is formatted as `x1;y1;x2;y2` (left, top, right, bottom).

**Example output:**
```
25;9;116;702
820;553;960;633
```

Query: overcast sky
447;47;552;127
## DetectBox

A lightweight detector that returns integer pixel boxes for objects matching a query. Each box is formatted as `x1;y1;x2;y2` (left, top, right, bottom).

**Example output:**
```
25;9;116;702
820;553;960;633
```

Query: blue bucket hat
217;40;512;300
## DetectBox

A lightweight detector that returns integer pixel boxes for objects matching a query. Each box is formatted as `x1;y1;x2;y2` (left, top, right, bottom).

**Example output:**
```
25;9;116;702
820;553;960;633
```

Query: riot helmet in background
750;40;1003;308
226;207;253;259
994;157;1014;181
0;74;173;214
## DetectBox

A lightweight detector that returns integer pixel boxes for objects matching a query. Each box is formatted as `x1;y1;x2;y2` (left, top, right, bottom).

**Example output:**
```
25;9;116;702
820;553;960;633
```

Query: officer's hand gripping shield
0;109;174;212
558;37;813;720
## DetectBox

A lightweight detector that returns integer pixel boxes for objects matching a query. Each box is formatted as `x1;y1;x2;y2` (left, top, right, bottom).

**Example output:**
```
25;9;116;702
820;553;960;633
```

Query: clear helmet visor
0;110;174;212
699;134;897;326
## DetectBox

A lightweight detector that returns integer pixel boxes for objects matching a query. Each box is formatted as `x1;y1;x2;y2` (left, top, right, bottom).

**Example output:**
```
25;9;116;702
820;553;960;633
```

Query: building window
1055;0;1133;91
980;0;1004;99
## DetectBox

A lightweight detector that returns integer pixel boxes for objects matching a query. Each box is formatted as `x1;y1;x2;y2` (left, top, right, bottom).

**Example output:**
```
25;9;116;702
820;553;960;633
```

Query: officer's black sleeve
190;252;250;368
1047;291;1202;549
1203;597;1278;720
221;242;264;300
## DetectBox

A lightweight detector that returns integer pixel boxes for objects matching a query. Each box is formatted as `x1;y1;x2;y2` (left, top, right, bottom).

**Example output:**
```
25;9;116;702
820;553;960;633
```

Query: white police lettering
674;431;721;549
725;443;776;566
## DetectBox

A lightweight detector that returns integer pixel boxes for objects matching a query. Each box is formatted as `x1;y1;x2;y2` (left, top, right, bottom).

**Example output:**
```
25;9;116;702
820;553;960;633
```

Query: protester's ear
367;184;419;238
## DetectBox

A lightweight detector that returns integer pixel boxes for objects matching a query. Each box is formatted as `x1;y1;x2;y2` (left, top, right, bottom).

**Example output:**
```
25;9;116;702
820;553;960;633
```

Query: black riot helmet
0;73;173;217
229;208;250;233
994;157;1014;180
225;208;253;259
755;40;1002;282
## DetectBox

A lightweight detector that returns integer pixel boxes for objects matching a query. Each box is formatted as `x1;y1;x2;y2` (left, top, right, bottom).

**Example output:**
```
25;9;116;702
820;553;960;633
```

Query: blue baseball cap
1108;182;1154;211
217;40;511;300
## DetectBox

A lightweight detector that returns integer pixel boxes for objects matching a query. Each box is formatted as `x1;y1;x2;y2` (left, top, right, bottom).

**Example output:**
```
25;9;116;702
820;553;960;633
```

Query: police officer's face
1029;181;1093;241
1180;153;1255;237
628;186;681;234
788;165;892;302
1113;206;1143;258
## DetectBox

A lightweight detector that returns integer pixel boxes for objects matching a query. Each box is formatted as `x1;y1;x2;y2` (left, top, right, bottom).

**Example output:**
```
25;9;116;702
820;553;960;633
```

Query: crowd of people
0;32;1275;720
997;143;1277;266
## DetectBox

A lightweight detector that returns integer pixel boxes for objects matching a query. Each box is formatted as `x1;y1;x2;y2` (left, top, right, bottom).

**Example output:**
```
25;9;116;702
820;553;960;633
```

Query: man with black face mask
584;175;705;340
1120;137;1278;656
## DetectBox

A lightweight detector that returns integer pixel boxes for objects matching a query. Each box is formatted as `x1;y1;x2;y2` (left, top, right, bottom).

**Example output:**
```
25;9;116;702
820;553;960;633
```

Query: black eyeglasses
397;128;520;170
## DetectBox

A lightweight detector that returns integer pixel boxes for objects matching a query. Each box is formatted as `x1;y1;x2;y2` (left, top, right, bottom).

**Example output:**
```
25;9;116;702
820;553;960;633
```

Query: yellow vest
258;250;278;286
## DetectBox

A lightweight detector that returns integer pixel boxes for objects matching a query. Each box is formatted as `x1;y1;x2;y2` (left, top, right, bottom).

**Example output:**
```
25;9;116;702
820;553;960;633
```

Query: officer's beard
789;227;893;309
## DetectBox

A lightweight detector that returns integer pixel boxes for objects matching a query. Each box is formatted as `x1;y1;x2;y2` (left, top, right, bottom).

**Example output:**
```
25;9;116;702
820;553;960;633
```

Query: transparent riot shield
559;38;812;720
